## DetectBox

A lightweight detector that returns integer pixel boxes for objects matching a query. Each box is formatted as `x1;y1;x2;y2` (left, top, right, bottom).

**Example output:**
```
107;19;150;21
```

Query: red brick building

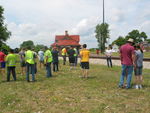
51;31;80;49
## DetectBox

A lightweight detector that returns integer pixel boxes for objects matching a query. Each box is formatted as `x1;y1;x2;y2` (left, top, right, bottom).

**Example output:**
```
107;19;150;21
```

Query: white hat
127;38;134;43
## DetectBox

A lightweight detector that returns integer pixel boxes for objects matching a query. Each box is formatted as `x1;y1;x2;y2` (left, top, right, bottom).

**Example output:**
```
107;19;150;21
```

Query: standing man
19;48;26;75
52;47;59;72
67;46;75;70
80;44;90;78
38;49;44;68
0;50;6;80
119;38;135;89
44;47;53;77
61;47;67;65
5;49;17;82
25;46;35;82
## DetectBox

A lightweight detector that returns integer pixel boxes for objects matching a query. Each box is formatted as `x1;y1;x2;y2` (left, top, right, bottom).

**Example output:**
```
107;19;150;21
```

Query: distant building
51;31;80;49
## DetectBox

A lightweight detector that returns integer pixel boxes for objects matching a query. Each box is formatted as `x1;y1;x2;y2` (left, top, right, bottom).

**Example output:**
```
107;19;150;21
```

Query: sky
0;0;150;48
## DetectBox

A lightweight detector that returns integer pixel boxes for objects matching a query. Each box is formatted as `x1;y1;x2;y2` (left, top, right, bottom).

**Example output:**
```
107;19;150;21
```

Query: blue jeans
26;63;35;81
7;67;16;81
46;62;52;77
119;64;133;88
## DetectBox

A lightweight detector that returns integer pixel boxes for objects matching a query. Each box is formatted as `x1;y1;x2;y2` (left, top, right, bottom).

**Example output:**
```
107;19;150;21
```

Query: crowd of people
0;44;90;82
0;40;144;89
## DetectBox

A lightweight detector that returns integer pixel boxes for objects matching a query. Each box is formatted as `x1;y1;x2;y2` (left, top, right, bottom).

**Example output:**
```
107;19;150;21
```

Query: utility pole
103;0;105;24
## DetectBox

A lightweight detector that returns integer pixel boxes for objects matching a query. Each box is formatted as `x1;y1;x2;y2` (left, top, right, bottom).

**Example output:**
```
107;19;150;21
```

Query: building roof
51;35;80;47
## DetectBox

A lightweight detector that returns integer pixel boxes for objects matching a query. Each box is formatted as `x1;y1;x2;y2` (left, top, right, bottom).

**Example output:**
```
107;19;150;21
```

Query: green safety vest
25;50;34;64
6;54;17;67
74;48;77;56
44;50;53;63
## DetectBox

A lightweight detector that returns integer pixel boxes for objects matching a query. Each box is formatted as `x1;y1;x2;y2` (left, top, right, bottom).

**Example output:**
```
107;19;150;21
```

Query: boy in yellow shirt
80;44;90;78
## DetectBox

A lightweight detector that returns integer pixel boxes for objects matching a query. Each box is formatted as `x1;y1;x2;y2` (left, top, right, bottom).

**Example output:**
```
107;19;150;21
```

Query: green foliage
0;43;10;54
112;36;126;47
0;6;11;46
112;30;148;47
125;30;147;43
146;39;150;43
95;23;110;53
20;40;34;49
34;44;45;52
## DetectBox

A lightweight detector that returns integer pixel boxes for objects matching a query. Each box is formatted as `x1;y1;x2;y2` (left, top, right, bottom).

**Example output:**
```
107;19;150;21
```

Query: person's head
83;44;87;48
27;46;31;50
53;47;57;50
127;38;134;46
44;46;48;50
10;49;14;53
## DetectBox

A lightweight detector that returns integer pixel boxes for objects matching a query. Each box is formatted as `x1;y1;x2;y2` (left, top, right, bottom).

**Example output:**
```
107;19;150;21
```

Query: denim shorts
0;62;6;68
134;66;143;76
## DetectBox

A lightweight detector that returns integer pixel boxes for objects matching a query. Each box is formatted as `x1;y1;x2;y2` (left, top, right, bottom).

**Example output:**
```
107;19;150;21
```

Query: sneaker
135;85;139;89
139;85;142;89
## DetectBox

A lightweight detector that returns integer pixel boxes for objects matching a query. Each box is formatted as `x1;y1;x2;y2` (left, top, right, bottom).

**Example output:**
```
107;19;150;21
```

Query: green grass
0;61;150;113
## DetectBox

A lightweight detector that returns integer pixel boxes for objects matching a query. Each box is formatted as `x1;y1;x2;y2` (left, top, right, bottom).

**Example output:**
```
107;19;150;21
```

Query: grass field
0;61;150;113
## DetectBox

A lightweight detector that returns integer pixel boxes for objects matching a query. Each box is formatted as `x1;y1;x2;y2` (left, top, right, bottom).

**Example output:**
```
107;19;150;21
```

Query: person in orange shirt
80;44;90;78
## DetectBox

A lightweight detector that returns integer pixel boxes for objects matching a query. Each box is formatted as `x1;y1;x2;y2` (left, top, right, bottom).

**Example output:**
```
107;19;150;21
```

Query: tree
112;36;126;47
34;44;45;52
20;40;34;49
95;23;110;53
0;6;11;47
125;30;147;43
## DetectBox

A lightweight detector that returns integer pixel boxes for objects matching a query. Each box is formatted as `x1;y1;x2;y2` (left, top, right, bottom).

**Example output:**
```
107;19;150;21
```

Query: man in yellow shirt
80;44;90;78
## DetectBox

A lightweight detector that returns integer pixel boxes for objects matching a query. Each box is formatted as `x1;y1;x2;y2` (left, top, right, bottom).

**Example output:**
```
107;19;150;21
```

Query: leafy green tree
34;44;45;52
0;6;11;47
146;39;150;43
0;43;10;54
20;40;34;49
95;23;110;53
125;30;147;43
112;36;126;47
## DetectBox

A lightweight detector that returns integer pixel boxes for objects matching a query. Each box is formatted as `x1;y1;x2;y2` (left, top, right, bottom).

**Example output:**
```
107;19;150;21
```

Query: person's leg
56;62;59;71
106;58;109;67
53;63;55;72
12;67;16;81
7;67;11;82
126;65;133;88
31;64;35;81
85;69;89;78
109;57;112;68
26;63;30;82
46;63;51;77
119;65;127;87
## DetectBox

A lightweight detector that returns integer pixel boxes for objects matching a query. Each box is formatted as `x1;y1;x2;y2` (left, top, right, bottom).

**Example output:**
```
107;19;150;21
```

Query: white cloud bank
0;0;150;48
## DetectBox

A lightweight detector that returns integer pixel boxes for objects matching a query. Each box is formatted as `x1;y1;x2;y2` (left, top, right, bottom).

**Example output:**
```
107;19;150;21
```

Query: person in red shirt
0;50;6;79
119;38;135;89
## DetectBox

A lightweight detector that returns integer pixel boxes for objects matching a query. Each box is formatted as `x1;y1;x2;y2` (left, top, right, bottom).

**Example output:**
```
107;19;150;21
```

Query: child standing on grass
134;45;143;89
5;49;17;82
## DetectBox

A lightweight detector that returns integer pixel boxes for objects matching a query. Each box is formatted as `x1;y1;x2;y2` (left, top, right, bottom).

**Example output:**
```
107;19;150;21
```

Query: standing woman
134;45;144;89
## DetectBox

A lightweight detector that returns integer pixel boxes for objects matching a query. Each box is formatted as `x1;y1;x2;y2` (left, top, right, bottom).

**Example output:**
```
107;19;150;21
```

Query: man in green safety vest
44;46;53;77
61;47;67;65
5;49;17;82
25;46;35;82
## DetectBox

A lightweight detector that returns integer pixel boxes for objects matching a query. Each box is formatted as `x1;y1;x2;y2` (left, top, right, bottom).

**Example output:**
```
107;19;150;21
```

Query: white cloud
1;0;150;48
